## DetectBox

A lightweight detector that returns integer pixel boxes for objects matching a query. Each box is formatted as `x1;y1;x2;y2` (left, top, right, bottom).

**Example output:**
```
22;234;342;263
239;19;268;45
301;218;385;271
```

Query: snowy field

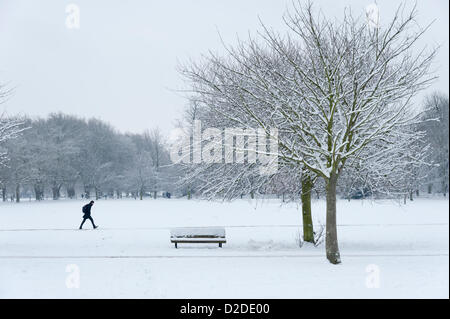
0;197;448;298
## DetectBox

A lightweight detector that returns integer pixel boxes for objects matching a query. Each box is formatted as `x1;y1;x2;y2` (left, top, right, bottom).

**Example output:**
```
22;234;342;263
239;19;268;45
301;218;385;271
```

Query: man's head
90;200;94;205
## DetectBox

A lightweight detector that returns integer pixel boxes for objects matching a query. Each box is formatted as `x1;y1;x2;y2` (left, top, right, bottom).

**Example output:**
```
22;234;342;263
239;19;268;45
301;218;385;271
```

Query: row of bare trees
0;113;176;202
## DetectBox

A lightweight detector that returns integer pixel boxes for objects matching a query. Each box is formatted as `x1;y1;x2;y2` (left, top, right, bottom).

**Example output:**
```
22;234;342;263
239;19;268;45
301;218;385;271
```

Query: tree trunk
153;191;157;199
2;186;6;202
34;184;43;201
139;188;144;200
301;175;314;243
84;185;90;199
52;186;60;200
325;173;341;264
15;184;20;203
67;187;76;199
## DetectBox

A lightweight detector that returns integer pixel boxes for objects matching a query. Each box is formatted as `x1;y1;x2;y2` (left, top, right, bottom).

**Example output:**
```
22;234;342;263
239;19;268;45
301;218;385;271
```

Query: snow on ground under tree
0;197;448;298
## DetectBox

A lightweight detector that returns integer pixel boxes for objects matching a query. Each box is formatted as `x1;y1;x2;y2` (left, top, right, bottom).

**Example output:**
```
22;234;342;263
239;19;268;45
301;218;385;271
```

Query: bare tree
0;82;27;199
180;2;436;263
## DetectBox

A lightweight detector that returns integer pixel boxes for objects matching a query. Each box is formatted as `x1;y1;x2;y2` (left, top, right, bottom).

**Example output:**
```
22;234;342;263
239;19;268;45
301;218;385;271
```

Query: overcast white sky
0;0;448;135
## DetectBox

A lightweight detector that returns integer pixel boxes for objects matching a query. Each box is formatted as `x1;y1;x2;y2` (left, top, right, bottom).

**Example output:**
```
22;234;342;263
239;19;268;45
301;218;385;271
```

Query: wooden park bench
170;227;226;248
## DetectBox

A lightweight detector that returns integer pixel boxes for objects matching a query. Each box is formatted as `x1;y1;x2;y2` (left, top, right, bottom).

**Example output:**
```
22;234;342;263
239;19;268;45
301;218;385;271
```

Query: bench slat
170;227;225;238
171;239;226;243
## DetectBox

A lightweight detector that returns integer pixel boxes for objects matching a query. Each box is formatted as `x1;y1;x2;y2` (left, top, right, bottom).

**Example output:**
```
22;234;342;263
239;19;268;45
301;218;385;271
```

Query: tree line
0;113;177;202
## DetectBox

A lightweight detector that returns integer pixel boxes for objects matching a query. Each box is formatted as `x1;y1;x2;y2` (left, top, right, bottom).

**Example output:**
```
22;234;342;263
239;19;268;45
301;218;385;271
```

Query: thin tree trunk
2;186;6;202
52;186;60;200
301;174;314;243
34;184;43;201
15;184;20;203
67;187;76;199
139;188;143;200
325;173;341;264
84;185;90;199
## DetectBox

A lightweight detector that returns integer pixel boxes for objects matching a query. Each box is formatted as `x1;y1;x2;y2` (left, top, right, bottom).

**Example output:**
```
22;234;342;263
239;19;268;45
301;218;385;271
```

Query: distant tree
0;115;26;200
0;82;28;201
125;133;156;200
420;92;449;196
2;118;32;202
77;119;120;199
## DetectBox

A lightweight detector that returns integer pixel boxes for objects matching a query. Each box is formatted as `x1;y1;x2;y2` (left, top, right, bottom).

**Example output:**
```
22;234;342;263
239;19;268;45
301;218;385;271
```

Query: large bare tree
180;2;436;263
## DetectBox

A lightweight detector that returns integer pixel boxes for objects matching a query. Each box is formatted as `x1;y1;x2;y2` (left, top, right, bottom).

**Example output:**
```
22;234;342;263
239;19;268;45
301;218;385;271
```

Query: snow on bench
170;227;226;248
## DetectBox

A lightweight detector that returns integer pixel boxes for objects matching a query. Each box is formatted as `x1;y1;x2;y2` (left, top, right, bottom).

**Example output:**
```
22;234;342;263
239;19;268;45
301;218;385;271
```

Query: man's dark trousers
79;216;96;229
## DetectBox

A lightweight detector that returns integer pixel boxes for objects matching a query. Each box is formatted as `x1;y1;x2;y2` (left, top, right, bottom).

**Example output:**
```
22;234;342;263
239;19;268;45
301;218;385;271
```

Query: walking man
79;200;98;229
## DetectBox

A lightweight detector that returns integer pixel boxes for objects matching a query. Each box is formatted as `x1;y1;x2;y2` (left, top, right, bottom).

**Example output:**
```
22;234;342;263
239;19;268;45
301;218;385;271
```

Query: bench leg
175;242;178;249
219;243;222;248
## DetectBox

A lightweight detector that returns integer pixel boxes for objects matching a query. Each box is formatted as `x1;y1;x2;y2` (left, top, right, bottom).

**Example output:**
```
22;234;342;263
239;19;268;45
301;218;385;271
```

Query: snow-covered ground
0;197;448;298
